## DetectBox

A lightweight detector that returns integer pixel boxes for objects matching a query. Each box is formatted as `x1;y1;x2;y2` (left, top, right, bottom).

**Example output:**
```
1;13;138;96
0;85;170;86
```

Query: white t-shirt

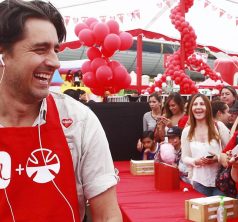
181;121;230;187
35;92;118;221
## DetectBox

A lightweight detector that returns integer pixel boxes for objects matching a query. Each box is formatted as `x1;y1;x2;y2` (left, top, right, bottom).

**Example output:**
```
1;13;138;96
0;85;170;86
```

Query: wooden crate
185;196;238;222
130;160;154;175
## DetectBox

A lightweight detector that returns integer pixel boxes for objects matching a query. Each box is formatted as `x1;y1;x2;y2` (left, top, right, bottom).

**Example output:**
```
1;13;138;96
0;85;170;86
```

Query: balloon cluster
74;18;133;96
144;0;222;95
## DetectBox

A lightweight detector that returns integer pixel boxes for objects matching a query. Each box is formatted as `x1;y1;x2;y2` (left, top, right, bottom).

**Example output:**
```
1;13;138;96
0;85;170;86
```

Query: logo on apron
26;148;60;183
0;151;11;189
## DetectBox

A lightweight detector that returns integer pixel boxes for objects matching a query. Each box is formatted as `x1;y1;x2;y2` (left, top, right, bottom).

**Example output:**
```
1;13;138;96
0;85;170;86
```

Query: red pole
136;34;143;93
180;0;185;70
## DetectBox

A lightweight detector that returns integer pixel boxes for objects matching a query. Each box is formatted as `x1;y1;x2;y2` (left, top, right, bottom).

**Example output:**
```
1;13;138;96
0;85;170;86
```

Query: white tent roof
50;0;238;55
197;77;229;87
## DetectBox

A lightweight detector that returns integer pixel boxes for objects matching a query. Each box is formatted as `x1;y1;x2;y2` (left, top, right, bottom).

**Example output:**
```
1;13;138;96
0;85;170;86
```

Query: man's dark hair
211;100;228;118
0;0;66;51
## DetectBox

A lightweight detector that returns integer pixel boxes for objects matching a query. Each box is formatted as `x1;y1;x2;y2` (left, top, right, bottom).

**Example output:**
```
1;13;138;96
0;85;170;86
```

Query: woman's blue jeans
193;181;225;197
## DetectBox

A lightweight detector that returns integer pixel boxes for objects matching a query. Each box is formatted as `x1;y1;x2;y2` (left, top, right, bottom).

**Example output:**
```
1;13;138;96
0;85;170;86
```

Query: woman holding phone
181;94;230;196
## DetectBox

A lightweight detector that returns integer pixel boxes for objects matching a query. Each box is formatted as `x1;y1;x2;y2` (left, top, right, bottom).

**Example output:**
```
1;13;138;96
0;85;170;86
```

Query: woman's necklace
151;111;160;120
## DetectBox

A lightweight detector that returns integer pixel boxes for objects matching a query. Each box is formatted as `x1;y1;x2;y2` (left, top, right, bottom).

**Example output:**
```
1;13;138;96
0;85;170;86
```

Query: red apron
0;95;80;222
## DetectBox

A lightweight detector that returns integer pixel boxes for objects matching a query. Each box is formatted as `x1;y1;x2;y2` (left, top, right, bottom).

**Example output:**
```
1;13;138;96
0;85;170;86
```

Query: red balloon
78;29;95;47
108;60;121;70
106;20;120;34
74;23;88;36
119;32;133;50
81;61;92;74
96;65;113;86
90;21;98;30
82;72;97;88
120;74;131;89
91;58;107;72
101;46;115;58
85;17;99;27
90;87;105;96
93;23;110;45
113;65;128;83
109;87;121;94
103;33;121;53
87;47;102;60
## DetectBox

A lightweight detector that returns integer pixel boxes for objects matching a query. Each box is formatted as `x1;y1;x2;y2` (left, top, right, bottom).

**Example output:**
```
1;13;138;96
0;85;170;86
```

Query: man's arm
89;186;122;222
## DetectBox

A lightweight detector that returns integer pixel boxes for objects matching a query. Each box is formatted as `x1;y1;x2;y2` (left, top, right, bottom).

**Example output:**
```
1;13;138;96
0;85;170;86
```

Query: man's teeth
34;73;50;79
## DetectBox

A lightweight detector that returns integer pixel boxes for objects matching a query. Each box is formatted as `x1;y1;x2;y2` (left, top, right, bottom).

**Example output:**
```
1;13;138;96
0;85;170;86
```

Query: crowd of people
1;1;238;221
138;88;238;198
0;0;122;221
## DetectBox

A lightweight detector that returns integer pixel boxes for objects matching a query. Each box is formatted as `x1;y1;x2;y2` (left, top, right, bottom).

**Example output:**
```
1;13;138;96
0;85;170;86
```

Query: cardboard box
185;196;238;222
154;161;180;190
130;160;154;175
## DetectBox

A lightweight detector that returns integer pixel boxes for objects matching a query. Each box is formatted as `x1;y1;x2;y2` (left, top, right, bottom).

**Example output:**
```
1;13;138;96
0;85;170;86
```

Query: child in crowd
166;126;190;183
141;131;159;160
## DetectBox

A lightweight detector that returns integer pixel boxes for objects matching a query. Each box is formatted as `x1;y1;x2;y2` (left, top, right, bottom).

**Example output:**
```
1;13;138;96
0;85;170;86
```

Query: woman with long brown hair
164;92;185;127
181;94;230;196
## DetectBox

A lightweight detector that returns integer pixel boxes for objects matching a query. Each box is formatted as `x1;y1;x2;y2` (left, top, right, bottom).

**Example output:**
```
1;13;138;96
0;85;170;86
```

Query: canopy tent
196;77;229;88
53;0;238;56
59;59;88;73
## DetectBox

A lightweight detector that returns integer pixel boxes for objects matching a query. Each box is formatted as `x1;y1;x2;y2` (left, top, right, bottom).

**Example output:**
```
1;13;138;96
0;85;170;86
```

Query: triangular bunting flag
135;10;140;19
81;16;88;23
117;13;124;23
72;17;79;24
211;5;217;11
227;14;232;20
204;0;211;8
109;16;116;20
165;0;170;7
219;9;225;17
99;16;107;22
157;2;163;8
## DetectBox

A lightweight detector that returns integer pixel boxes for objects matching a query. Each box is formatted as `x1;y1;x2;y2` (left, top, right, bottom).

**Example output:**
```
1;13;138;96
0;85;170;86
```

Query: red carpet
114;161;238;222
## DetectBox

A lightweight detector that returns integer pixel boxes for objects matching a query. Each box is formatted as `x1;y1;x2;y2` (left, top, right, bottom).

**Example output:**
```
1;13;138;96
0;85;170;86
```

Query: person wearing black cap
166;126;190;183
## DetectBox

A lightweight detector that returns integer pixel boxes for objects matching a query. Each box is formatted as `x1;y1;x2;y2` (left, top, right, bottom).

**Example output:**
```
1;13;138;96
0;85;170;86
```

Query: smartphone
206;155;214;159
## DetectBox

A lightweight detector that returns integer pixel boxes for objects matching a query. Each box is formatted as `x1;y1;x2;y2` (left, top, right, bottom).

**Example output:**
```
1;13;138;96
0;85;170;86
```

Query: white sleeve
80;110;118;200
217;121;230;149
181;127;196;166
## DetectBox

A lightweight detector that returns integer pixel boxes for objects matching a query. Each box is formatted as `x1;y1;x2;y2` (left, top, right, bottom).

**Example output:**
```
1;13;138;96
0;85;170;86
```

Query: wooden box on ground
130;160;154;175
185;196;238;222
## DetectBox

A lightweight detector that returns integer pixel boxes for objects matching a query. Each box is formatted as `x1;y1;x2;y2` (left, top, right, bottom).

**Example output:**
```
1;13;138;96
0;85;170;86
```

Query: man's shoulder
49;91;91;118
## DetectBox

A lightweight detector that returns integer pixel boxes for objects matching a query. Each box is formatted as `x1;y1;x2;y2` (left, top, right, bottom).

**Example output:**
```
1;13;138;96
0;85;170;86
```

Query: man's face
219;106;230;124
168;135;181;150
228;112;238;125
3;18;60;103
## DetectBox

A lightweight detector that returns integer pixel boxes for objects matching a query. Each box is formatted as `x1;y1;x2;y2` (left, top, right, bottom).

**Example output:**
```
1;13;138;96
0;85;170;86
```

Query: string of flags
157;0;238;26
63;9;140;26
63;0;238;27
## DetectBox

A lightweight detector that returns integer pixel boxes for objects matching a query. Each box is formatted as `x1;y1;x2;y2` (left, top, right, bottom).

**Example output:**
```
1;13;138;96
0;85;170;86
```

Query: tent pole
136;34;143;93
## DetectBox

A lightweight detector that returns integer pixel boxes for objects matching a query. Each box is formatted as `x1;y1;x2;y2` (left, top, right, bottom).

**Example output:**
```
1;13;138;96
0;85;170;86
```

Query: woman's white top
181;121;230;187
